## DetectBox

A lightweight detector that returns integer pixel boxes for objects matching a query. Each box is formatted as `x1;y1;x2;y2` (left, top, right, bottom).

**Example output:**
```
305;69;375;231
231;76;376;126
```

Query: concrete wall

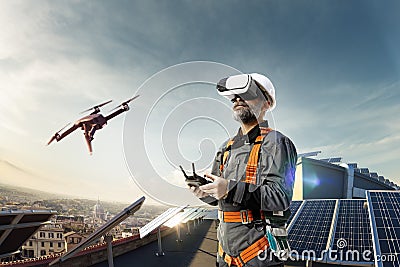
353;172;393;191
52;228;175;267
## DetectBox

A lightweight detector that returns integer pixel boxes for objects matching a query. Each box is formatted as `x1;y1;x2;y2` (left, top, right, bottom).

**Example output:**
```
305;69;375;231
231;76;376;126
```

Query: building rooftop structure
1;155;399;267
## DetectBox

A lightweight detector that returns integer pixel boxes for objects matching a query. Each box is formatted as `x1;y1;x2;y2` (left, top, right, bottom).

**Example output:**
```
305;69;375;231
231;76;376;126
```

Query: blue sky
0;0;399;205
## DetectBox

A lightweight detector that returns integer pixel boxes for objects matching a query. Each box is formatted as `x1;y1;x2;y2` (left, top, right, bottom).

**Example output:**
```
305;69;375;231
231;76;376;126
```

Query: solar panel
328;157;342;163
297;151;321;158
288;200;337;261
367;191;400;267
139;206;186;238
181;208;201;223
0;210;56;258
287;200;303;227
360;168;370;174
182;208;211;223
163;208;197;228
370;172;379;178
328;200;374;264
348;163;358;169
202;209;218;220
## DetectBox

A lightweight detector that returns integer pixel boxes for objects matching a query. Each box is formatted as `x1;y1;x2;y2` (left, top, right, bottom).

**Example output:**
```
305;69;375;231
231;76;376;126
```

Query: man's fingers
200;187;213;194
204;173;219;181
199;183;214;191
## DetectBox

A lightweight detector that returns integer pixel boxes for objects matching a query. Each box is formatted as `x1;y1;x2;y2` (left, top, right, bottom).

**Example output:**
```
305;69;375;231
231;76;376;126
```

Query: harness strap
245;127;273;184
220;140;234;172
218;236;270;267
245;135;264;184
218;210;265;224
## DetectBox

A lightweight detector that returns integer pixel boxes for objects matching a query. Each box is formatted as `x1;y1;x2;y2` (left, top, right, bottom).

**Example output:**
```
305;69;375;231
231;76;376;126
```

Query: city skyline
0;1;399;205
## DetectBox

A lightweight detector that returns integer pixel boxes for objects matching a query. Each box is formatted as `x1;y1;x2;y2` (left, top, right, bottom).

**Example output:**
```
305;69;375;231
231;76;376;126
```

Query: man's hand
199;173;228;200
190;186;209;198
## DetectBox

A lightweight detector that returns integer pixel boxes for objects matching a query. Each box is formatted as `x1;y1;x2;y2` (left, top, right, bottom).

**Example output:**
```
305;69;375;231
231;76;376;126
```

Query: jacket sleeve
241;135;297;211
198;140;228;206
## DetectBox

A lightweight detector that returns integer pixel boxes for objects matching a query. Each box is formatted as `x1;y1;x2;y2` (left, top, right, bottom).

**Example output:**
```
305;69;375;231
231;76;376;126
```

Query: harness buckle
218;210;224;222
240;210;250;224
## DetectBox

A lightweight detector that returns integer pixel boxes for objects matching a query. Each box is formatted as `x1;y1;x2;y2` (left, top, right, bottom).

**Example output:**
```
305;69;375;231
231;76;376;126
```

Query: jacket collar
234;120;269;144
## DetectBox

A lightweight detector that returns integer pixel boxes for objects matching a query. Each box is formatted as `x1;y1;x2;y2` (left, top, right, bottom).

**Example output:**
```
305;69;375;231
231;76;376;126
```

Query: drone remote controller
180;163;212;187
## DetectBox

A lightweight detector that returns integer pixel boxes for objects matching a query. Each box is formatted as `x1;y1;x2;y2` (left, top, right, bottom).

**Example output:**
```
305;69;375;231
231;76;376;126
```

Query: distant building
21;223;66;258
64;232;86;252
55;214;85;232
121;227;140;238
93;199;106;221
293;156;399;200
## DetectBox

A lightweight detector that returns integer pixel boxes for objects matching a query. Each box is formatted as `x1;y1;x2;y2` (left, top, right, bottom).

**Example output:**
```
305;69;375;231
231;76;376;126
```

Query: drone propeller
80;100;112;114
109;95;140;112
47;123;71;145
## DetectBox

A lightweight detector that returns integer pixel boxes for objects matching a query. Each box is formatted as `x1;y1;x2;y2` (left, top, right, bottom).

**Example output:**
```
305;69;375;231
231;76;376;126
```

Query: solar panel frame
287;200;304;228
327;199;375;266
287;199;338;262
367;190;400;267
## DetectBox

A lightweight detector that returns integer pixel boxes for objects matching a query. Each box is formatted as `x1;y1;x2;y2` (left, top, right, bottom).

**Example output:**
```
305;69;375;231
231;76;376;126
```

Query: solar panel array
285;192;400;266
367;191;400;267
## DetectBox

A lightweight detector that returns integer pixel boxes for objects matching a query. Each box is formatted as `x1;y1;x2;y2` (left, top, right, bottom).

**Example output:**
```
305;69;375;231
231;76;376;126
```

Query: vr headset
217;74;269;102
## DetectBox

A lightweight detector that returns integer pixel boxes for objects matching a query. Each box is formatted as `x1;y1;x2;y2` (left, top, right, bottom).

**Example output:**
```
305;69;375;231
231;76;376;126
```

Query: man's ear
262;101;270;112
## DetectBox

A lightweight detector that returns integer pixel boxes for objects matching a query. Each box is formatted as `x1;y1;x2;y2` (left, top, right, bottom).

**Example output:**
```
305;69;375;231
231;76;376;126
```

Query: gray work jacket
202;120;297;266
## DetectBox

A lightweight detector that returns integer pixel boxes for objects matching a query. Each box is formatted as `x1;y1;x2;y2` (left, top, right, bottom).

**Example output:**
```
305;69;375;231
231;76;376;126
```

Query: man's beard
233;105;257;124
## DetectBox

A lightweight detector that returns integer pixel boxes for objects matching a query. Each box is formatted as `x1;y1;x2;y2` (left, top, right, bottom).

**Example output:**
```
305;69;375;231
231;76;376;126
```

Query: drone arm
105;107;128;121
58;124;79;140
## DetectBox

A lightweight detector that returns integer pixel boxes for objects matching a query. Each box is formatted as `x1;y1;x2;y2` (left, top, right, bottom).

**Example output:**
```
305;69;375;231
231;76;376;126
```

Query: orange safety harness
220;127;273;184
218;210;266;224
218;127;273;266
218;236;270;267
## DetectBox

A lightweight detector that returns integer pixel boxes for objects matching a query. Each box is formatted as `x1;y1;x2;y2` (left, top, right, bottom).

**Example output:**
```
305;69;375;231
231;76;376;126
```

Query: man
190;73;297;266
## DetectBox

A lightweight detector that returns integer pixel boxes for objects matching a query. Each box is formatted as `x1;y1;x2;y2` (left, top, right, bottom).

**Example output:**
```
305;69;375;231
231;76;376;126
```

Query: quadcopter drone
47;95;139;154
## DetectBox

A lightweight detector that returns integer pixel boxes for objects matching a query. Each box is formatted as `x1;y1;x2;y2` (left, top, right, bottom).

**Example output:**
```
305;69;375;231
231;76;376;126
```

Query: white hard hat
250;73;276;111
